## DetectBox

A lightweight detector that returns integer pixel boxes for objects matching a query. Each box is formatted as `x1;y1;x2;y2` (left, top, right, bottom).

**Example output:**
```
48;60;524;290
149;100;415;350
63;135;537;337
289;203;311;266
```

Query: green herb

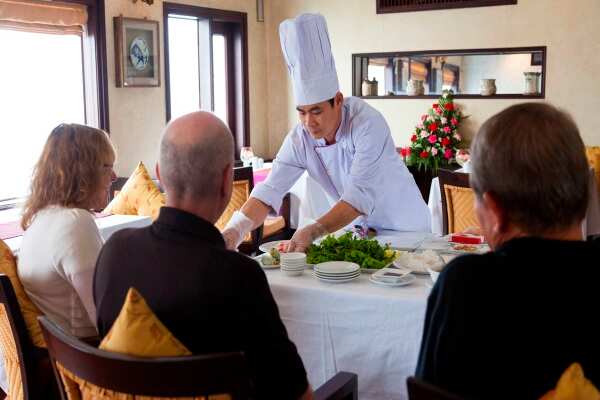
306;232;395;269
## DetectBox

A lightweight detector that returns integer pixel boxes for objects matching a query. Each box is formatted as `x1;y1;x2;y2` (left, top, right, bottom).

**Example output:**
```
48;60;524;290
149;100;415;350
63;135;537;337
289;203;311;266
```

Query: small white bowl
282;268;304;277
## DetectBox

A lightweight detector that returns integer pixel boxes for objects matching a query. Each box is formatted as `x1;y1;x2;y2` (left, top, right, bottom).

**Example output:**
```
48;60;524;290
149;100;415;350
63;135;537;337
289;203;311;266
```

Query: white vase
407;79;424;96
524;72;541;95
480;79;496;96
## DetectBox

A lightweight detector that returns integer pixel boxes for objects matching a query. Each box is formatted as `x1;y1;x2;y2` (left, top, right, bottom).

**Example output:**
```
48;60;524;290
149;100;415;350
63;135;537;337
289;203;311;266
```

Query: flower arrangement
400;90;465;172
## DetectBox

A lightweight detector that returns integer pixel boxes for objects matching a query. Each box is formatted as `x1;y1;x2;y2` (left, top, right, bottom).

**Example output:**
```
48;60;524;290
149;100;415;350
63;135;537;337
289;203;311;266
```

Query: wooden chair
585;146;600;194
438;168;479;235
216;166;291;254
0;275;58;399
39;316;358;400
406;377;463;400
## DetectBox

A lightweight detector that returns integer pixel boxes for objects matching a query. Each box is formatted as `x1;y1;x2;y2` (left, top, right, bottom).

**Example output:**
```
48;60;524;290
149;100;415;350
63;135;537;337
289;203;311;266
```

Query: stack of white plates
280;252;306;276
314;261;360;283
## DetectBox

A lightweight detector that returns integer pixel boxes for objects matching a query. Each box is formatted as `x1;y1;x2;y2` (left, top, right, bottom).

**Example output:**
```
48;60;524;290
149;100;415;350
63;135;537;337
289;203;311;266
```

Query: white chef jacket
251;97;431;232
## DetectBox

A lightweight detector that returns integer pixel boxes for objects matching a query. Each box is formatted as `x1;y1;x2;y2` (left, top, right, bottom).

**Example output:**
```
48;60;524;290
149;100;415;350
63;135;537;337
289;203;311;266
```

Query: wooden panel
377;0;517;14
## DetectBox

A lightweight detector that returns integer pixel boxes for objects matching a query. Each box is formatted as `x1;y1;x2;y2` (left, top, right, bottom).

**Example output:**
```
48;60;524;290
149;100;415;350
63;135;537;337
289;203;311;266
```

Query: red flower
444;103;454;111
400;147;411;157
444;148;453;159
428;135;438;144
432;103;439;109
441;137;451;146
420;150;429;159
410;134;418;142
451;118;458;126
428;123;438;132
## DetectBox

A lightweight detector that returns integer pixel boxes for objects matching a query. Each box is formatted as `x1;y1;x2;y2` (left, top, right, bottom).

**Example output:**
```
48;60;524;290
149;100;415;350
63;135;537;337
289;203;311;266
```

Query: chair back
38;316;251;399
0;275;53;399
585;146;600;194
438;169;478;235
406;377;463;400
215;166;262;252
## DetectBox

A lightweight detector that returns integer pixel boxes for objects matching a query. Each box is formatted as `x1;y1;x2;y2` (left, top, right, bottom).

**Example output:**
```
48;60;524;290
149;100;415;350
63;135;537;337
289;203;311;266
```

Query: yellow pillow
99;287;191;357
0;239;45;347
539;363;600;400
103;162;165;221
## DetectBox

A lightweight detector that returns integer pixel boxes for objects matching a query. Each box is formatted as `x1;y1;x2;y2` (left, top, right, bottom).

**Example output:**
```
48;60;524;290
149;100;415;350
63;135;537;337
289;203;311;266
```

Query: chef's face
296;92;343;143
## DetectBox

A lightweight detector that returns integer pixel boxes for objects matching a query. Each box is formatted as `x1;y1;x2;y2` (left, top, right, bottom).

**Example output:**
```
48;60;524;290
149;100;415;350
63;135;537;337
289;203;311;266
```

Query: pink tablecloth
253;168;271;185
0;212;112;240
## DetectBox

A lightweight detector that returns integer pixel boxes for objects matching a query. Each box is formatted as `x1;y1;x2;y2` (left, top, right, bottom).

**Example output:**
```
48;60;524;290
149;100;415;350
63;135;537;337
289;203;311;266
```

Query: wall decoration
114;16;160;87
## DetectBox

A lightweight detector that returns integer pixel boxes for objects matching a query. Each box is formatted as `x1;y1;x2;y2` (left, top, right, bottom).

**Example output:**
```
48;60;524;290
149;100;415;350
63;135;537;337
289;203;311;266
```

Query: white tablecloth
265;232;431;400
3;214;152;254
428;170;600;236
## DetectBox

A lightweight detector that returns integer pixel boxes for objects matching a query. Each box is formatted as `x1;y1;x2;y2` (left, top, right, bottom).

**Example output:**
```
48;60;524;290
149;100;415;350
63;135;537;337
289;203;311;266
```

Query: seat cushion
103;162;165;221
0;239;45;347
215;180;251;242
0;239;46;400
539;363;599;400
98;287;191;357
263;216;286;238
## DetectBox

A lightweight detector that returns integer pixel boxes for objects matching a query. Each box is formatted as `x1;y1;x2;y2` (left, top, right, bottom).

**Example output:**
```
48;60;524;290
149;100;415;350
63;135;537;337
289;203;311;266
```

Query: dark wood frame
114;16;160;87
40;312;358;399
163;2;250;158
406;376;463;400
377;0;517;14
0;275;58;399
438;168;471;235
531;51;543;66
353;46;546;99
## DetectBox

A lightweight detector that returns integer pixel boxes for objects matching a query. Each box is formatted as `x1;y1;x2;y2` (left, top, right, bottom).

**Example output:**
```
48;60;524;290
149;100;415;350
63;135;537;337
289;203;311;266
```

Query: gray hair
159;115;234;200
470;102;589;234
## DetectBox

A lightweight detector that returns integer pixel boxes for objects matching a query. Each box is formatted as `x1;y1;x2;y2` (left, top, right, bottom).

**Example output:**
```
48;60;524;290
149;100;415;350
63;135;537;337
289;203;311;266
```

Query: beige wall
105;0;268;177
264;0;600;156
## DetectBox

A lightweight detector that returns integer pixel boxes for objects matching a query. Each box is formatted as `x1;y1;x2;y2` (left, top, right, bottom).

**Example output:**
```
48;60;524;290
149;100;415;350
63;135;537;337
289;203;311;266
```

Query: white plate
259;240;289;253
369;274;416;287
314;261;360;274
252;254;279;269
313;272;360;284
315;271;361;279
393;250;443;275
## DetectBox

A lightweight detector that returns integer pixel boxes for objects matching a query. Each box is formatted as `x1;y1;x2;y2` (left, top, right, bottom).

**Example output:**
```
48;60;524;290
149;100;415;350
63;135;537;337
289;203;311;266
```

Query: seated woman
416;103;599;398
18;123;116;337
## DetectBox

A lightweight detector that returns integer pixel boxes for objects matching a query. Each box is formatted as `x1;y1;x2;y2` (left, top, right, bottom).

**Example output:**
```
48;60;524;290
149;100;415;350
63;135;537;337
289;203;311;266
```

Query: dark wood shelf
359;93;544;100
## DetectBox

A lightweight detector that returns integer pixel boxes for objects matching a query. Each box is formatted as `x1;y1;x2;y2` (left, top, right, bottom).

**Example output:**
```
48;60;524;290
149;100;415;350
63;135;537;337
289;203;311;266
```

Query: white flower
417;122;424;129
431;147;438;156
441;117;447;124
427;115;434;122
443;92;448;98
421;131;429;138
453;133;462;141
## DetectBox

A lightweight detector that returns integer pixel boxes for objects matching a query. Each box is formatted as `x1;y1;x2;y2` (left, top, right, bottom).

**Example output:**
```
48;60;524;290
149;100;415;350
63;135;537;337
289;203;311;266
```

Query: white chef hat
279;13;340;106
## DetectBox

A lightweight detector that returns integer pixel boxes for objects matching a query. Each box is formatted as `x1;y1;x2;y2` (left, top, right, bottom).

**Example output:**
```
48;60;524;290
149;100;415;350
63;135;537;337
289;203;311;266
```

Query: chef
223;13;430;252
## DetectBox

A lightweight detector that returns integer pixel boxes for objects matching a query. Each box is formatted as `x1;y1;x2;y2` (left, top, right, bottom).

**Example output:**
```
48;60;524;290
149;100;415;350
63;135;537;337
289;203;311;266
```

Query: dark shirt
416;237;600;399
94;207;308;399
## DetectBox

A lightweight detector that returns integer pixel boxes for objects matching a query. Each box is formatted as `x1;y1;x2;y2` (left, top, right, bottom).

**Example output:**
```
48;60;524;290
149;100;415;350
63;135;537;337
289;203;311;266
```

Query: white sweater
17;206;102;337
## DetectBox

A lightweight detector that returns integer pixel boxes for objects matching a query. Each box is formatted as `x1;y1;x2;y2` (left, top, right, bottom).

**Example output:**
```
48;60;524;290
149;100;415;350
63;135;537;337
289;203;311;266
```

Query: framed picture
531;51;543;66
114;16;160;87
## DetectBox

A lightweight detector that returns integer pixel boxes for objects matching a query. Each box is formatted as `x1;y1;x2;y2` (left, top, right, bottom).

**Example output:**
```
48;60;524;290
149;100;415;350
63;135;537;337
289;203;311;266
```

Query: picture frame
114;16;160;87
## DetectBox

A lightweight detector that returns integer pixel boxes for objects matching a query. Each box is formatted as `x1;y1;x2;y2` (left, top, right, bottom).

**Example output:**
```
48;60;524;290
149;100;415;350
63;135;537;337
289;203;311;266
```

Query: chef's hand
222;211;254;251
287;222;328;253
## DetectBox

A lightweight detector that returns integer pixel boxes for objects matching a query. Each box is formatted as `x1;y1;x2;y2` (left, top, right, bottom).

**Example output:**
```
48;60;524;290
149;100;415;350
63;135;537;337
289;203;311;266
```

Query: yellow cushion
539;363;600;400
103;162;165;221
443;184;479;234
99;287;191;357
0;239;46;399
0;239;45;348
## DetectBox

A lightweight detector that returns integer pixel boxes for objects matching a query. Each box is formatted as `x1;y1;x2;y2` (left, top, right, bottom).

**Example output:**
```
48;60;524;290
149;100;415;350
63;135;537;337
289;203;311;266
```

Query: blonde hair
21;123;116;230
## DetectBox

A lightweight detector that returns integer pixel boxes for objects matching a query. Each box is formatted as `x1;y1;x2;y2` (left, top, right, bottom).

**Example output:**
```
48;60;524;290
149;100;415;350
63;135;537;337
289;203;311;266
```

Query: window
0;0;108;203
164;3;249;158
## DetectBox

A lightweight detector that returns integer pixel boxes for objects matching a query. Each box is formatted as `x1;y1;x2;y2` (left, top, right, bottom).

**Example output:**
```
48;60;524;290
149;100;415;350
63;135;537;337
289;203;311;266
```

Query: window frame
163;2;250;158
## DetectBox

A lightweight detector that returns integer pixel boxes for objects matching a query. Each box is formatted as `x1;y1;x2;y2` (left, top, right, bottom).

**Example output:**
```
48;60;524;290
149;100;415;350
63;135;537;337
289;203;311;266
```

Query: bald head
159;111;234;201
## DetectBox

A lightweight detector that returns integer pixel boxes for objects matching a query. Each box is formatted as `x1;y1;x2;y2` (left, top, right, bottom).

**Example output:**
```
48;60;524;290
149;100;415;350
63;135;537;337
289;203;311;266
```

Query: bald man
94;112;312;400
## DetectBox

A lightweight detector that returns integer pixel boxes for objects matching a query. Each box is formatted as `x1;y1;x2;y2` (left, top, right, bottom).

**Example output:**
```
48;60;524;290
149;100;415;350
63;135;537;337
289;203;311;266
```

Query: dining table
262;230;439;400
